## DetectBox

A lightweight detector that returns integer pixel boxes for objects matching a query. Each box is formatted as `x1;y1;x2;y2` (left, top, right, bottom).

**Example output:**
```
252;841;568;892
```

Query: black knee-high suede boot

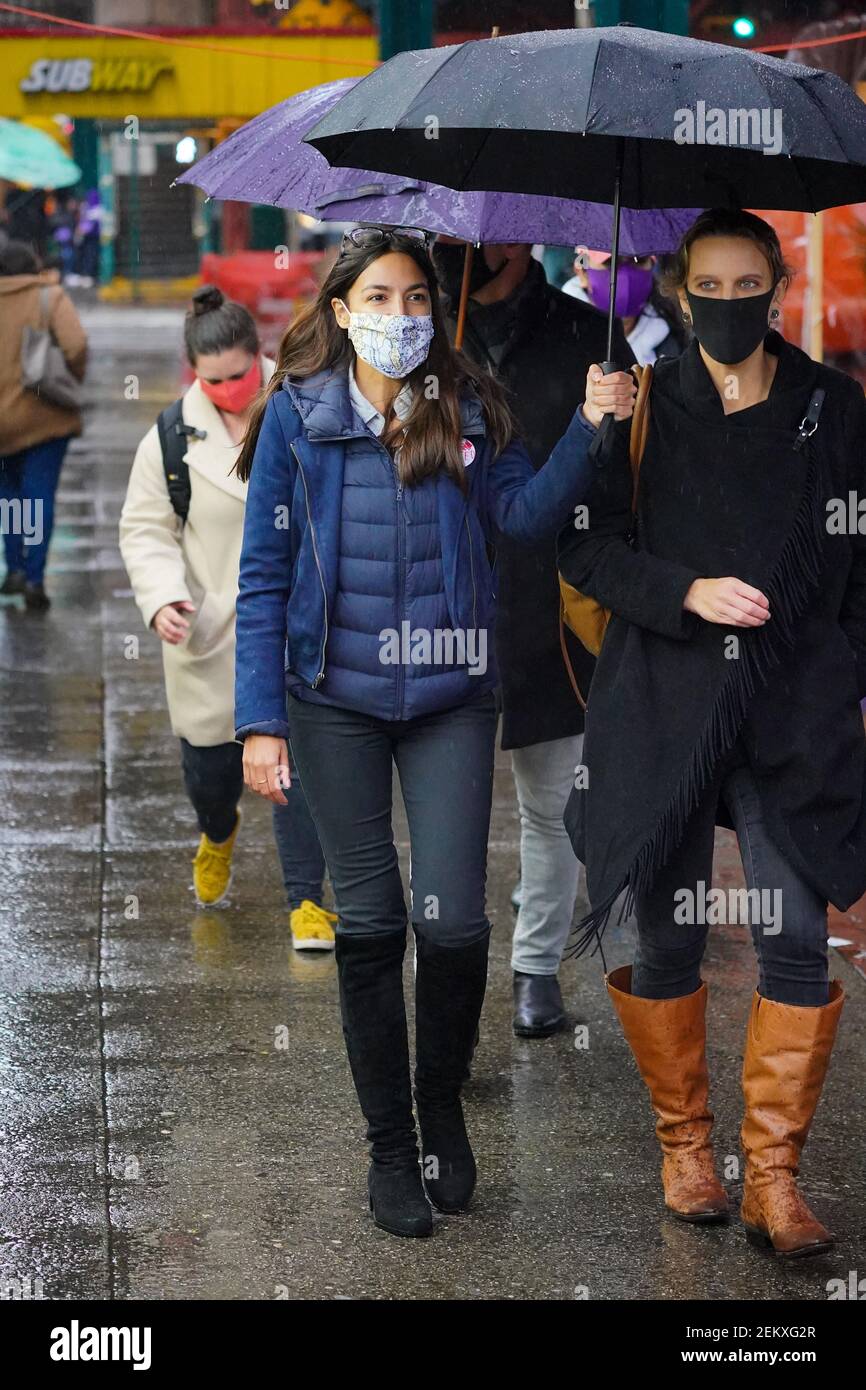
335;930;432;1238
413;927;490;1213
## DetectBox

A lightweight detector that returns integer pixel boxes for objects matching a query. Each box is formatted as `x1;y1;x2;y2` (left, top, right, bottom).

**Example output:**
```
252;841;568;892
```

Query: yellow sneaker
192;811;240;906
290;899;337;951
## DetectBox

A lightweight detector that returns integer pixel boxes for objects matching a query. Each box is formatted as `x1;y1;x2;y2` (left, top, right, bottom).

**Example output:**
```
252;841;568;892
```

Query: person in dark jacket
233;226;635;1240
433;237;629;1038
558;208;866;1259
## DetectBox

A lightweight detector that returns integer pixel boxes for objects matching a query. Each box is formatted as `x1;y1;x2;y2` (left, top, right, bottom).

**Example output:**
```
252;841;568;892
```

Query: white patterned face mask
339;301;434;378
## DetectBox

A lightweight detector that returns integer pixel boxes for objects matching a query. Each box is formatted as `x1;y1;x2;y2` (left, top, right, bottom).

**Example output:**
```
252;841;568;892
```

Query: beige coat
119;359;273;746
0;269;87;455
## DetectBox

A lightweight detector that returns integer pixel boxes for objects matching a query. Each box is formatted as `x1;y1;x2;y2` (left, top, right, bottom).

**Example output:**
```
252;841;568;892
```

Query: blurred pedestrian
563;249;686;365
48;192;78;282
73;189;101;288
560;208;865;1257
0;239;87;610
5;187;49;261
234;225;627;1238
119;286;335;946
433;236;628;1040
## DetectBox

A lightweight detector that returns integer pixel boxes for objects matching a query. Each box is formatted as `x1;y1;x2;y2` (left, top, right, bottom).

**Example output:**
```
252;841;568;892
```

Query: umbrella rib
392;39;472;134
455;126;498;197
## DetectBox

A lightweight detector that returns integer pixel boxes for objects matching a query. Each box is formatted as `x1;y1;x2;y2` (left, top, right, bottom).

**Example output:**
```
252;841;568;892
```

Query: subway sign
20;58;173;94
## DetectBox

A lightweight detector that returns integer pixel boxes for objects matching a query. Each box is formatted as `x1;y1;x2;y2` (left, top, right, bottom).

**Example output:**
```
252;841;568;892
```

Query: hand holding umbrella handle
585;362;637;462
594;360;624;453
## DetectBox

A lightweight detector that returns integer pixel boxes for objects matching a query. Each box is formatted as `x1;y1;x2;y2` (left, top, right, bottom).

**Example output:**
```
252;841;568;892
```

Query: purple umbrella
177;78;699;254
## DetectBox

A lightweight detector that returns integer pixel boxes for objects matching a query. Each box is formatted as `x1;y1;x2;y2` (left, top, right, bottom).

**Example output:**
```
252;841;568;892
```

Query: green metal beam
592;0;689;33
378;0;433;60
71;117;98;191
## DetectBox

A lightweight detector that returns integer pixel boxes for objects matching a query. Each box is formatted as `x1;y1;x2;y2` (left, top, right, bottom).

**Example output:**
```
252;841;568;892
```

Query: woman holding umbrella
559;207;866;1258
233;225;633;1238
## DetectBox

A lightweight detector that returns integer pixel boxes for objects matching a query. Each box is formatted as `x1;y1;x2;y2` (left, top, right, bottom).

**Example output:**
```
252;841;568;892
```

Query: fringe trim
565;445;827;963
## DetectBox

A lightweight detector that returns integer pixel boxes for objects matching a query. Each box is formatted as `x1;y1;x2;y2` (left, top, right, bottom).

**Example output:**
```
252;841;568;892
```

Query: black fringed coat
557;332;866;953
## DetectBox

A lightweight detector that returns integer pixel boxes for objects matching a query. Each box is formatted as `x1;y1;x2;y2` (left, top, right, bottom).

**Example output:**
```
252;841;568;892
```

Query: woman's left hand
242;734;290;805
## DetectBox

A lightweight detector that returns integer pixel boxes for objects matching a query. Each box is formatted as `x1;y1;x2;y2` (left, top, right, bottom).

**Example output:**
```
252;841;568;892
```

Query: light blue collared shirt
348;364;414;438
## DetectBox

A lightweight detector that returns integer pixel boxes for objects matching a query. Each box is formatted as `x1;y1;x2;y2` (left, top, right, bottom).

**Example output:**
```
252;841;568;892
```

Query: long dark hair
235;235;515;489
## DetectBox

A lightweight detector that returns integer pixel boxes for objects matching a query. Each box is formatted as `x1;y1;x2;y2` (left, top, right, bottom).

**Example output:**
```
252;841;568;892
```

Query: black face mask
685;287;775;365
431;242;506;305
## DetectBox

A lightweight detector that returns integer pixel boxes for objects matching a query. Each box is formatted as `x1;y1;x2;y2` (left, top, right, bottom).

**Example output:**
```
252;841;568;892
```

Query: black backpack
156;397;206;525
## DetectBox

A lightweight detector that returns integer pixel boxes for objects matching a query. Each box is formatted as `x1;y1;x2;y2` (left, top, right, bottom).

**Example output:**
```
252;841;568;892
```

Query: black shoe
0;569;25;595
368;1160;431;1239
414;928;489;1213
23;582;50;611
512;971;566;1038
335;931;432;1238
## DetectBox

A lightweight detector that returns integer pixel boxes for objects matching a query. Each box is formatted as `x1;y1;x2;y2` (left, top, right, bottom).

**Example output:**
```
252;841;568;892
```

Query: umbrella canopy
0;118;81;190
307;24;866;373
177;77;698;253
305;25;866;213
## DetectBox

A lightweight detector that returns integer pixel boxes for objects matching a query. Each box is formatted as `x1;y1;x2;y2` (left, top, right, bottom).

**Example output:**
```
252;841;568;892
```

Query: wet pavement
1;303;864;1302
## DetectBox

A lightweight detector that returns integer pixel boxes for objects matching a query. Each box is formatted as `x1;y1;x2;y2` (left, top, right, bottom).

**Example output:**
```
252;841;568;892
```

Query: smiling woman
232;222;623;1239
235;227;515;493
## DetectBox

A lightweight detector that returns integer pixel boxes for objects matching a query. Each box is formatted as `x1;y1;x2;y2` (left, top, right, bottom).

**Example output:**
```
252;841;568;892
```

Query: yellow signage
20;57;173;95
2;33;378;120
279;0;372;30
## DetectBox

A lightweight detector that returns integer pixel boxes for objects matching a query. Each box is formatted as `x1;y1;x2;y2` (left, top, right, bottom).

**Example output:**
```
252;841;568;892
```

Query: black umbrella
306;24;866;370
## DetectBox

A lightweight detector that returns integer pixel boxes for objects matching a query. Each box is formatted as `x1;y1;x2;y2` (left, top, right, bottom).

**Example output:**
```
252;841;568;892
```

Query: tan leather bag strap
559;597;587;711
559;365;654;707
629;361;654;512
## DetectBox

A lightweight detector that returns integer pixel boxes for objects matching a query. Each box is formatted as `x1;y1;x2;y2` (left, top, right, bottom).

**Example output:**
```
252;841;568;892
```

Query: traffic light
732;15;757;40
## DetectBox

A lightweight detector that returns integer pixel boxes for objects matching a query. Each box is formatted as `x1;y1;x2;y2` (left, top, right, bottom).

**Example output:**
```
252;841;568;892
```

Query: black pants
179;738;326;909
180;739;242;844
285;692;498;944
633;745;829;1006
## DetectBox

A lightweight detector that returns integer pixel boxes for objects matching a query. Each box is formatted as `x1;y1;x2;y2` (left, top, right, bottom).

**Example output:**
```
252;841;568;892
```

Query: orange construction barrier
200;250;324;356
758;204;866;376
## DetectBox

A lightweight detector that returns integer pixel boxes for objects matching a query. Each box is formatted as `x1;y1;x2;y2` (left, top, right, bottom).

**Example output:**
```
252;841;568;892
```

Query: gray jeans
633;748;829;1006
510;734;592;975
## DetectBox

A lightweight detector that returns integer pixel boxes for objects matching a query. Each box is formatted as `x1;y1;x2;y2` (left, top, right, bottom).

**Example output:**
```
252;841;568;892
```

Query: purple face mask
586;263;654;319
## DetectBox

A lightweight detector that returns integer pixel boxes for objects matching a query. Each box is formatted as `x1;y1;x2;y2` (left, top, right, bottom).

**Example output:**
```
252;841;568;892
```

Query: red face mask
199;357;261;414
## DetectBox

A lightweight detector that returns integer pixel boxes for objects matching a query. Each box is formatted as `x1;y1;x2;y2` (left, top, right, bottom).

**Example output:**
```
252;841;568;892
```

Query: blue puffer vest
235;366;596;737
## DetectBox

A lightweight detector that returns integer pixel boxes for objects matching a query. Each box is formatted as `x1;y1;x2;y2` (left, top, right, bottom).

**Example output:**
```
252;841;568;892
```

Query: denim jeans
0;436;69;585
510;734;591;975
285;691;498;944
632;746;829;1006
179;738;325;909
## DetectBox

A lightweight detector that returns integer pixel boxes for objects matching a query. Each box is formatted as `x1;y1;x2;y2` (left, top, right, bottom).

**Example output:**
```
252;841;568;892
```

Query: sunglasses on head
340;225;433;255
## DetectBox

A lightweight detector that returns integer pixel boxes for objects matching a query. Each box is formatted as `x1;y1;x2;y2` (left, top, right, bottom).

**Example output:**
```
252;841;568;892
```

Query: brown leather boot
606;965;729;1222
740;982;844;1258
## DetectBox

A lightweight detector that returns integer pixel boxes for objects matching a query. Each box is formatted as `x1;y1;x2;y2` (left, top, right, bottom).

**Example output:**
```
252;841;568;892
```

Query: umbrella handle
454;243;474;352
590;360;628;461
